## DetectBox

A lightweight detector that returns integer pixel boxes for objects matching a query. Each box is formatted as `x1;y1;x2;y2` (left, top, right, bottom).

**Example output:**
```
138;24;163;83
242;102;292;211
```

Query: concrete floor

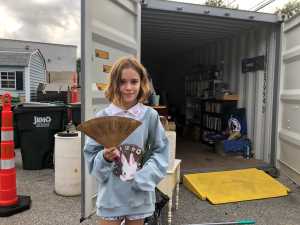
172;175;300;225
176;136;271;174
0;149;86;225
1;138;300;225
173;137;300;225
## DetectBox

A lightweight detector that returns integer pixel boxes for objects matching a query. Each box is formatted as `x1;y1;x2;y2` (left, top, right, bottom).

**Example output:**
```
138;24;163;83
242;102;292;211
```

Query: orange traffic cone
71;87;79;103
71;72;79;103
0;92;31;217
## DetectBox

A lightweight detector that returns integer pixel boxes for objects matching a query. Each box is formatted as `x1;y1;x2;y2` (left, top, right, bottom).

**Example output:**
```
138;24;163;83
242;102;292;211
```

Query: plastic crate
223;139;249;153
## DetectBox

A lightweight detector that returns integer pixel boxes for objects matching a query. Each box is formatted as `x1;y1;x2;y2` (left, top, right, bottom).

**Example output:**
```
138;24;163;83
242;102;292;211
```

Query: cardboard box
217;94;239;101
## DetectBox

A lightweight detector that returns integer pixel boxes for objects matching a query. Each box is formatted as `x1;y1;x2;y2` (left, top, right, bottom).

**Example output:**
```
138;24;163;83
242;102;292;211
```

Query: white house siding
0;39;77;72
29;52;46;101
0;66;26;98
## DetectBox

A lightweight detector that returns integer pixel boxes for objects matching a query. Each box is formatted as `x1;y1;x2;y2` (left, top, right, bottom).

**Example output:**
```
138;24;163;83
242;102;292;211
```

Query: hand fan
77;116;142;147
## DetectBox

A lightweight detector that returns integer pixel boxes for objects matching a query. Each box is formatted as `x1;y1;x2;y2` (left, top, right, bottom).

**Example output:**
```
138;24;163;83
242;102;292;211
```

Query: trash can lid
56;131;79;137
13;102;66;113
67;103;81;108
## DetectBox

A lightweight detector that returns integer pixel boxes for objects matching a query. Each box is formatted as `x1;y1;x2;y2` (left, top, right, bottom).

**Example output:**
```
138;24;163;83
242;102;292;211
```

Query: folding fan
77;116;142;147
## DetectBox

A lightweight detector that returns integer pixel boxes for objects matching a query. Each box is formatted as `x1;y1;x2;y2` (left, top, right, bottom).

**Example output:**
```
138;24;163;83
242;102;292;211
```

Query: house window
0;71;16;89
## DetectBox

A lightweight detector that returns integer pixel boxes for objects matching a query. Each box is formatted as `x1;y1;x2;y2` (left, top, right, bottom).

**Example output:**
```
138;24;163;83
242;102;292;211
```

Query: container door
277;15;300;185
81;0;141;219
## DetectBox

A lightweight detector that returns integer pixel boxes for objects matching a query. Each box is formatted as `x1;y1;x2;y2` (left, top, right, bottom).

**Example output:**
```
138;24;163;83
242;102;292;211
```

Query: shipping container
80;0;300;219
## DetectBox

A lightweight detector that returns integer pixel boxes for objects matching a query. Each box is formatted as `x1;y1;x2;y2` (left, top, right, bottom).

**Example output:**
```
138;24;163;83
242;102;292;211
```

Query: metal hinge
140;0;147;6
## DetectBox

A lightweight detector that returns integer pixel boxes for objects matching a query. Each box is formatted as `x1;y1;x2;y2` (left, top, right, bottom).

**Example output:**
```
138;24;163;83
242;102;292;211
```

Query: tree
205;0;239;9
276;0;300;19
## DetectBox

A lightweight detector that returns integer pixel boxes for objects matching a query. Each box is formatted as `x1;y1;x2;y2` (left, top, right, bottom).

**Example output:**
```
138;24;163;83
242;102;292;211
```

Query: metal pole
187;219;256;225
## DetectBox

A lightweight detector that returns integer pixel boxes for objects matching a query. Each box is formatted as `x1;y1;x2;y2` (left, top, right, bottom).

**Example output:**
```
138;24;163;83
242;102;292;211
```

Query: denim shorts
100;212;153;221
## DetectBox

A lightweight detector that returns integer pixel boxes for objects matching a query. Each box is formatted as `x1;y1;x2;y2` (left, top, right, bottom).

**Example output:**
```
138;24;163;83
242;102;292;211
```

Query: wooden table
157;159;181;225
151;105;169;118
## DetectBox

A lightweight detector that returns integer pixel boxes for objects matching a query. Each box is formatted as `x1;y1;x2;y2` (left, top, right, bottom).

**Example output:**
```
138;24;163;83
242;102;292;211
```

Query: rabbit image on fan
120;153;138;181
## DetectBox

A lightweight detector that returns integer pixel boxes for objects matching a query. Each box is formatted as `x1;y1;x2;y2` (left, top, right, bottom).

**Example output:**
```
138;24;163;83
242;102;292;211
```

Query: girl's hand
103;147;120;162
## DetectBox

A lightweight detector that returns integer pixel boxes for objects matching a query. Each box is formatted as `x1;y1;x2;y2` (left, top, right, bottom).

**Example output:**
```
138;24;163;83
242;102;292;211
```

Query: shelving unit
184;65;224;126
184;65;240;144
185;96;202;125
201;99;237;144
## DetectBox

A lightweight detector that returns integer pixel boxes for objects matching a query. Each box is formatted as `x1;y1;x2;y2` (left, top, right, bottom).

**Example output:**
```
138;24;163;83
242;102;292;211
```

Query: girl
84;57;169;225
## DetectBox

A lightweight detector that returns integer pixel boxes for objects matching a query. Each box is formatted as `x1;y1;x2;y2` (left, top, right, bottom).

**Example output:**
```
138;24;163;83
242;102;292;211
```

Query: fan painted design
77;116;142;147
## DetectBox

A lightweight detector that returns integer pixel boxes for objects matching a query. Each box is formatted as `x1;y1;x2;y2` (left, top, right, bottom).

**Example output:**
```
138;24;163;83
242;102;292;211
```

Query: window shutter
16;71;24;90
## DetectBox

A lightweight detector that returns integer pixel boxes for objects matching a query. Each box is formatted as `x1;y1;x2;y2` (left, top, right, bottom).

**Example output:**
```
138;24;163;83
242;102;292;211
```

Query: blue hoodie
84;105;169;217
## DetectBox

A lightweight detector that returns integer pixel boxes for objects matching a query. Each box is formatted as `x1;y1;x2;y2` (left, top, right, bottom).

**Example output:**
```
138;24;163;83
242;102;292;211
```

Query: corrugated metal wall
29;52;46;101
82;0;141;219
278;15;300;185
158;24;278;162
230;26;278;162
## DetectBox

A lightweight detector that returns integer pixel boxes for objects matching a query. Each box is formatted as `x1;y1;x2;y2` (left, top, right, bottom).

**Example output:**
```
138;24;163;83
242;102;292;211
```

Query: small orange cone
0;92;31;217
71;72;79;103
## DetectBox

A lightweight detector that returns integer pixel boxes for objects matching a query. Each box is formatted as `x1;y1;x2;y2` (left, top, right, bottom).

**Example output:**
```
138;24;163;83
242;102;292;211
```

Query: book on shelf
216;94;239;101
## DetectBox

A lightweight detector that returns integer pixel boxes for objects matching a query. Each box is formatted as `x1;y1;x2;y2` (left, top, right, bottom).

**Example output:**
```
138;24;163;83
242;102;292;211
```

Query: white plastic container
166;131;176;170
54;131;81;196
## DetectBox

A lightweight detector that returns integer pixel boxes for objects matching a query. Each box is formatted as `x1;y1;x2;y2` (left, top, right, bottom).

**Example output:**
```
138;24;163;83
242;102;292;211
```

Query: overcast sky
0;0;291;56
0;0;80;51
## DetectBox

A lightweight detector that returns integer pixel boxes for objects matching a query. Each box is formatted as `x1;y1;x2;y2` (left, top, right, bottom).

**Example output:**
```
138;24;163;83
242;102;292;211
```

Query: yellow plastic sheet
183;168;290;204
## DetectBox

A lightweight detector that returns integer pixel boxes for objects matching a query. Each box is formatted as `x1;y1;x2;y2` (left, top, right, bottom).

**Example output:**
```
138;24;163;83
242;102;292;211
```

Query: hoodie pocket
129;188;155;207
97;182;123;208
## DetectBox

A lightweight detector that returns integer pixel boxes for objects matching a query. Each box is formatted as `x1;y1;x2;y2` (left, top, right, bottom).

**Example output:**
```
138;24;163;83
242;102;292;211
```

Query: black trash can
67;103;81;126
14;104;66;170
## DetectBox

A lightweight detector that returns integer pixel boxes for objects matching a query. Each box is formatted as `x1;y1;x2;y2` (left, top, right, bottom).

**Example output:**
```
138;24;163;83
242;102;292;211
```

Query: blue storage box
223;139;249;153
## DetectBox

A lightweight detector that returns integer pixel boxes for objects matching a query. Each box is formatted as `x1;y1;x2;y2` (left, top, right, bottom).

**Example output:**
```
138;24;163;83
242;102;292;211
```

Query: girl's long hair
105;57;151;106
